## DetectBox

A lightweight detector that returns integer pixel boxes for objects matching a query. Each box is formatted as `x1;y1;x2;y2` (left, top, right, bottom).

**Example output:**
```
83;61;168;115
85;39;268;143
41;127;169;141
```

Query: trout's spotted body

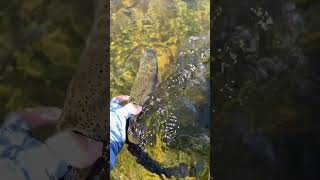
129;48;158;106
127;48;158;144
57;0;159;177
57;0;108;142
57;0;108;179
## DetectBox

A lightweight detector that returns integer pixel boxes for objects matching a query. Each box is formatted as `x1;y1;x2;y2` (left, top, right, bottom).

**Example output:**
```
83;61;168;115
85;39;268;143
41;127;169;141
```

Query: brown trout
56;0;108;179
127;48;158;144
57;0;108;142
129;48;158;106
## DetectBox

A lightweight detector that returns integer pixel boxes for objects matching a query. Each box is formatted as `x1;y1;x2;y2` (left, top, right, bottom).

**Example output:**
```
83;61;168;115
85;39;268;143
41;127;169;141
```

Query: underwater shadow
126;141;191;178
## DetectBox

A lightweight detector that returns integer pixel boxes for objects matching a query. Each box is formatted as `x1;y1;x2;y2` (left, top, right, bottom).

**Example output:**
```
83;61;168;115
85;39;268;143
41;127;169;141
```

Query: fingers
18;106;62;128
24;107;62;121
39;107;62;121
124;103;143;115
114;95;130;102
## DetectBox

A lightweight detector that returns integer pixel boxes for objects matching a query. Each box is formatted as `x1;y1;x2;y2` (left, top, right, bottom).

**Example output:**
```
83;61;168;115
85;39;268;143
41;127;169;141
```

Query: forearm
110;107;131;142
109;95;142;170
109;105;130;170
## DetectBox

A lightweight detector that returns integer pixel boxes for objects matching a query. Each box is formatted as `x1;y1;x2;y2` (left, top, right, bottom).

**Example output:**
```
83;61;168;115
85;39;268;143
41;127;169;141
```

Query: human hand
113;95;130;102
24;107;62;121
111;95;142;115
19;106;62;128
124;103;143;115
110;95;142;144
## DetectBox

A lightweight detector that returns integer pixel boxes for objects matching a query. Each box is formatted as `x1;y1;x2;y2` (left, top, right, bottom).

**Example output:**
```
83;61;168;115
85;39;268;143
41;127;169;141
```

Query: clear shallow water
110;0;210;179
213;0;320;179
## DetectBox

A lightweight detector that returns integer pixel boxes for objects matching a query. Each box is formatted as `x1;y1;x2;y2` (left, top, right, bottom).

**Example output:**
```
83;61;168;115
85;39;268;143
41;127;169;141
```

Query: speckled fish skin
56;1;108;179
127;48;158;144
56;0;108;143
129;48;158;106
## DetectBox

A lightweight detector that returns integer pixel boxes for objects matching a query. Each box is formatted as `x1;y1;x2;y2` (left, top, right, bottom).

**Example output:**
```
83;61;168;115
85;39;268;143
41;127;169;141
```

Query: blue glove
110;97;131;170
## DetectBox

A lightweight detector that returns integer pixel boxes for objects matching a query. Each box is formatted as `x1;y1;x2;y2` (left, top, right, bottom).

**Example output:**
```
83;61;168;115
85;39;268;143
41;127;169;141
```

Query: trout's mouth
145;48;156;56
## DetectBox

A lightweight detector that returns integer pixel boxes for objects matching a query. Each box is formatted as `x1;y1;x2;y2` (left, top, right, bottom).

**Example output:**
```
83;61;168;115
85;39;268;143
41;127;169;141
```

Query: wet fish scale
56;0;108;179
127;48;158;144
129;48;158;106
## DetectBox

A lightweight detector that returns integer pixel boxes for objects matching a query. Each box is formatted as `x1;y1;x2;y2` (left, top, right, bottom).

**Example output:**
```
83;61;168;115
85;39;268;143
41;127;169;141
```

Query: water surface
110;0;210;179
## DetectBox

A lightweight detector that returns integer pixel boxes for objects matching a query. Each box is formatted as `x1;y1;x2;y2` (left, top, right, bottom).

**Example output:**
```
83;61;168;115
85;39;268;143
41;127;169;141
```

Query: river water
110;0;210;179
213;0;320;179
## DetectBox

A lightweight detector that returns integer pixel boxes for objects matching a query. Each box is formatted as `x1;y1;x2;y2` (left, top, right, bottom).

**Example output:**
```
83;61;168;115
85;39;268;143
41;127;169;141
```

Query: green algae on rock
111;0;210;179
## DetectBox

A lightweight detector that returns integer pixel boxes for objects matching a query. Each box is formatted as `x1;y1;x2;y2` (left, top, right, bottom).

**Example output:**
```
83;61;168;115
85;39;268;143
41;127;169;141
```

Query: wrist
115;107;131;120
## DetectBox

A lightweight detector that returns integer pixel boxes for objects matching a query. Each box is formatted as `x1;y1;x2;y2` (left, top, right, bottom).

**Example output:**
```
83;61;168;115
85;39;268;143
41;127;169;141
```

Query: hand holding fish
124;103;143;115
112;95;143;115
109;95;142;170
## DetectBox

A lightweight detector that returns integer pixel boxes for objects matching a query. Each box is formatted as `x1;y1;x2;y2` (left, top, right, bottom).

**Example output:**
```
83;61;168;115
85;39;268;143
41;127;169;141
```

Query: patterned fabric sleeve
110;98;131;143
0;113;68;180
1;113;31;133
109;99;131;170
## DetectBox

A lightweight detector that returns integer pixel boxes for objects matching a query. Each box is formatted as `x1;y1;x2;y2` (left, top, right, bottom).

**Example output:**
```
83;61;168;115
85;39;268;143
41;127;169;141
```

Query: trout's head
145;48;156;57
